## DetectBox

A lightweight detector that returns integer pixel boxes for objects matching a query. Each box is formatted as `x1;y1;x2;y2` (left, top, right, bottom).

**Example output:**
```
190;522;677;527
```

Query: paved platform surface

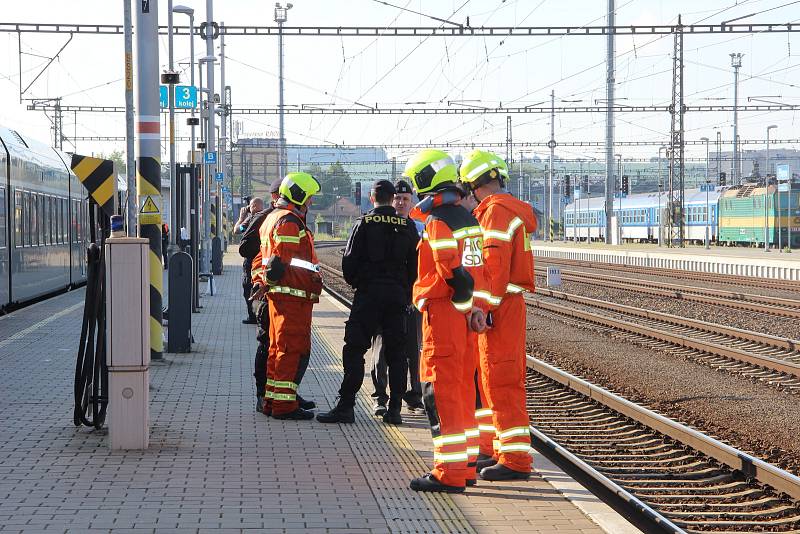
0;250;637;533
534;240;800;261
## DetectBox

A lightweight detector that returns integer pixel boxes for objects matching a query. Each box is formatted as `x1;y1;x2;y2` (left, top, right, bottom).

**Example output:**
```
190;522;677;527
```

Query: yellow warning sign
140;196;160;214
139;195;162;225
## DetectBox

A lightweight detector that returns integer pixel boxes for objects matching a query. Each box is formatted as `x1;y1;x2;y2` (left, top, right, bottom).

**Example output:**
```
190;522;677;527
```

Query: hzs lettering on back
462;236;483;266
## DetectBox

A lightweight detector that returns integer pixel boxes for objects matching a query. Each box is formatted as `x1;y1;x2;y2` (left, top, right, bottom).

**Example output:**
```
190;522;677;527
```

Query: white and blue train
563;187;729;243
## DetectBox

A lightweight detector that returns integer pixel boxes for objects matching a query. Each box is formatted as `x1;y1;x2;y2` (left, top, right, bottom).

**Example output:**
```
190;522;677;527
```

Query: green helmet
403;149;458;195
279;172;321;206
459;149;509;190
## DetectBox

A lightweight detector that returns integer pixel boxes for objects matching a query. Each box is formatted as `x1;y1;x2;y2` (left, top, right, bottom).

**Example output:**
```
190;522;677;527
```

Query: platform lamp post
197;54;216;272
765;124;778;252
701;137;710;249
615;153;622;243
275;2;293;179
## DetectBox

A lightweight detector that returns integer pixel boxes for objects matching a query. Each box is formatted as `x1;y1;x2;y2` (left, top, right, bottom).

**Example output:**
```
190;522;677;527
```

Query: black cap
371;179;396;196
394;179;413;195
269;178;282;194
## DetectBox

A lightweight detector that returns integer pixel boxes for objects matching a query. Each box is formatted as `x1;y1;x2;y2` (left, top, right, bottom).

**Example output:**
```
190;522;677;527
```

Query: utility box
105;237;150;450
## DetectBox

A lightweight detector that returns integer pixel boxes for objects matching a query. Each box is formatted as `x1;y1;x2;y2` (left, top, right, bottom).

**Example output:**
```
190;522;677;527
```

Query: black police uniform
239;212;258;322
337;205;419;415
238;207;273;405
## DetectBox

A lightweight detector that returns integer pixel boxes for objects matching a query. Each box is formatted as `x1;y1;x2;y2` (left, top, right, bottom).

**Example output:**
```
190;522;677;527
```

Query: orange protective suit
259;204;321;416
473;192;537;473
413;199;484;487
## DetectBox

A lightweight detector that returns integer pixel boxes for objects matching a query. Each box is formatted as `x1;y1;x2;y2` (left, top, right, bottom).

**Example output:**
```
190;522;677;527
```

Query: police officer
369;180;425;415
317;180;419;425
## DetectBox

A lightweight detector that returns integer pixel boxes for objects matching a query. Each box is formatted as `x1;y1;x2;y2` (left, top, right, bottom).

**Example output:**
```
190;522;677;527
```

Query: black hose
73;242;108;429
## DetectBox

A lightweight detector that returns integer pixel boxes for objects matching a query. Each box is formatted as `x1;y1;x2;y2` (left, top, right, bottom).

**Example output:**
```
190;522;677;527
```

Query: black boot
479;463;531;481
410;473;465;493
316;401;355;424
373;401;387;417
382;410;402;425
298;395;316;410
272;408;315;420
476;453;497;471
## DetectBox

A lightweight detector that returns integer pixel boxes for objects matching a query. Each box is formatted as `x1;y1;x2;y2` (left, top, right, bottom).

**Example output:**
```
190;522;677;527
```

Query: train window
0;187;5;248
25;192;33;247
43;196;51;245
62;198;68;243
15;191;22;247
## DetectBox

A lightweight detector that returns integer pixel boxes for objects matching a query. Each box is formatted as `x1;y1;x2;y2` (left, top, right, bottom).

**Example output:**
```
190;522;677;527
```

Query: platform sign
546;266;562;287
204;151;217;164
159;85;168;108
215;172;224;183
221;185;230;193
777;163;791;182
175;85;197;109
700;183;715;193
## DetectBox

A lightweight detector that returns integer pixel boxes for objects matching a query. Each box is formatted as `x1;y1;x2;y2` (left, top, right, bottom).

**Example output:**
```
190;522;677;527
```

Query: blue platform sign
215;172;224;183
700;183;715;193
221;185;230;193
159;85;168;108
204;151;217;164
777;163;791;182
175;85;197;109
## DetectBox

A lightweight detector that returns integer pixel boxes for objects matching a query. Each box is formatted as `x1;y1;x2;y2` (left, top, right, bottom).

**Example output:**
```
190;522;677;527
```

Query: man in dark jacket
238;197;265;324
317;180;419;425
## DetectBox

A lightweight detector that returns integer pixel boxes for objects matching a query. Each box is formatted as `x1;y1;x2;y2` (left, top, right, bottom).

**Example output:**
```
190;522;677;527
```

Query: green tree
101;149;127;176
306;161;352;210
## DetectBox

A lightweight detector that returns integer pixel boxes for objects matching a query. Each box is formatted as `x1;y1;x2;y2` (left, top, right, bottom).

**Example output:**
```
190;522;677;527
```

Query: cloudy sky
1;0;798;162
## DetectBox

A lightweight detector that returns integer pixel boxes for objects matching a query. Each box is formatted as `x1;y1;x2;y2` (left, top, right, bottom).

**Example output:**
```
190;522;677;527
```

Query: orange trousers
420;298;477;487
265;297;313;416
478;294;532;473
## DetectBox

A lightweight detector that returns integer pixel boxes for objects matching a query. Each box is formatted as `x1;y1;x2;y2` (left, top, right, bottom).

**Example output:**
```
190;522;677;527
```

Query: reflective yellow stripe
269;380;298;390
506;283;526;294
499;426;530;439
451;226;482;239
434;451;469;463
452;297;473;312
433;433;467;447
270;392;297;401
478;424;496;433
483;216;524;243
498;444;533;454
475;408;493;418
464;428;480;439
268;285;319;300
428;238;458;250
473;290;502;306
467;446;480;456
274;235;301;244
415;298;427;311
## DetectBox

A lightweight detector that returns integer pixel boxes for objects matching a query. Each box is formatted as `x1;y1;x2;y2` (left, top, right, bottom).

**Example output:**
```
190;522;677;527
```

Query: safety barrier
532;245;800;281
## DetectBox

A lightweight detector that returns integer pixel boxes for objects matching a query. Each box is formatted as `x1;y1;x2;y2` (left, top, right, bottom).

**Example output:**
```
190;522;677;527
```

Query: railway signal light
719;172;726;186
582;175;589;194
621;175;630;195
564;175;571;198
354;181;361;206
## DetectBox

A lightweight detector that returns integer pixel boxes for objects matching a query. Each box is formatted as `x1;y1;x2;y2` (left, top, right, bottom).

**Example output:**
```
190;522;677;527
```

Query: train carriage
0;126;89;309
718;183;800;248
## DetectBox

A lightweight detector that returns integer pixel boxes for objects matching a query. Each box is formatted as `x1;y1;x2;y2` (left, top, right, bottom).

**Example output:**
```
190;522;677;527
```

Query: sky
1;0;798;164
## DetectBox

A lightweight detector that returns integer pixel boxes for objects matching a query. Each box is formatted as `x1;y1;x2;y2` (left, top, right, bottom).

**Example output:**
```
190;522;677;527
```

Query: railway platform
533;241;800;280
0;250;637;534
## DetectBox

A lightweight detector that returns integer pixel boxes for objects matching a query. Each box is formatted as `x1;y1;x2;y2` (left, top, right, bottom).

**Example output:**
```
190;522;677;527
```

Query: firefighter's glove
445;266;474;307
265;255;286;285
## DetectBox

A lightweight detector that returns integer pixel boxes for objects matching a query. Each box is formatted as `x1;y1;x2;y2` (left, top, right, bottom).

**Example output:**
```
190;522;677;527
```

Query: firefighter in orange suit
404;149;488;493
458;150;537;481
254;172;322;420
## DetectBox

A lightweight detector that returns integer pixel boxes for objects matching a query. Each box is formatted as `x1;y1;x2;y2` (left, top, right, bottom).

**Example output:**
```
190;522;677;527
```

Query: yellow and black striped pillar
137;156;163;361
69;155;116;217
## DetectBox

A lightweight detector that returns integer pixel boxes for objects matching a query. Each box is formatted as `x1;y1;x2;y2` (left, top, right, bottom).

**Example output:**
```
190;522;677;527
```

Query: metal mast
604;0;615;244
730;53;743;184
548;90;555;241
668;15;686;247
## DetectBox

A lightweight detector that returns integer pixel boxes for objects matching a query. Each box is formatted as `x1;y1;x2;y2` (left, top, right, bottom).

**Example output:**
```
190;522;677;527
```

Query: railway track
318;261;800;533
534;265;800;319
538;257;800;294
527;289;800;392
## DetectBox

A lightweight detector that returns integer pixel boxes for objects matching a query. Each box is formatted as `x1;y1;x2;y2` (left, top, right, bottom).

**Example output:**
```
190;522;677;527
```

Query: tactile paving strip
310;321;476;534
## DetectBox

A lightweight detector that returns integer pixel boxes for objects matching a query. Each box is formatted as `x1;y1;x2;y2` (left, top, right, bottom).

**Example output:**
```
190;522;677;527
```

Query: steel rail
534;266;800;318
529;289;800;378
